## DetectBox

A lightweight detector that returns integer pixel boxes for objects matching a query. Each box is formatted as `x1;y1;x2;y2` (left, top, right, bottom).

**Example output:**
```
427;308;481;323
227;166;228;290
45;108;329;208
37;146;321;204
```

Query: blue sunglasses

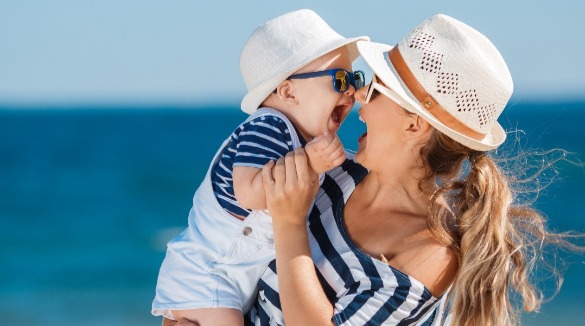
288;69;366;92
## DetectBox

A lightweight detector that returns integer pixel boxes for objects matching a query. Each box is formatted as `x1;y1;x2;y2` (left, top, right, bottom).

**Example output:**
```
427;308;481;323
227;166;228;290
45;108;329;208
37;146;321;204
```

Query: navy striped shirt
211;113;304;217
245;154;444;325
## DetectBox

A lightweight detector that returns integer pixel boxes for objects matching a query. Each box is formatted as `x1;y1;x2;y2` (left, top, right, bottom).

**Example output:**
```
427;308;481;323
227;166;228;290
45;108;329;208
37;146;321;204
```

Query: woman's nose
354;84;368;104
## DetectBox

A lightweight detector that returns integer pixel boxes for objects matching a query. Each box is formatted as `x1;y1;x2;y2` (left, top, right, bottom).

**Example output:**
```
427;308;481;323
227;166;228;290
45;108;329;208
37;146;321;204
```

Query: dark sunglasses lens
334;70;349;92
354;71;365;90
366;82;380;102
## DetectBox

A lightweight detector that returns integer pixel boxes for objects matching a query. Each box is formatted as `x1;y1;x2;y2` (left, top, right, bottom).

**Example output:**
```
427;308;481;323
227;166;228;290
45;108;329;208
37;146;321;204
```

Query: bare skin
162;316;198;326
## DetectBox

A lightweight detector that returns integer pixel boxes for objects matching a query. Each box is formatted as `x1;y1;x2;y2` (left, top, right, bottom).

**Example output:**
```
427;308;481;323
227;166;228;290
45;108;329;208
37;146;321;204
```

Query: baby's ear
275;80;298;104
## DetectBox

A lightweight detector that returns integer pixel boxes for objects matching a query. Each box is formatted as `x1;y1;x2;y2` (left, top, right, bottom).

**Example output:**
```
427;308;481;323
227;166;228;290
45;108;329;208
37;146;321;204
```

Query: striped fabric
211;115;297;217
245;154;443;325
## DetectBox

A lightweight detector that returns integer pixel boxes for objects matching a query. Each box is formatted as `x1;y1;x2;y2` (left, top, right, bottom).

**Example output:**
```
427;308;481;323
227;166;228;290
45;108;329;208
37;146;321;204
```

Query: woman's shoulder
392;239;458;298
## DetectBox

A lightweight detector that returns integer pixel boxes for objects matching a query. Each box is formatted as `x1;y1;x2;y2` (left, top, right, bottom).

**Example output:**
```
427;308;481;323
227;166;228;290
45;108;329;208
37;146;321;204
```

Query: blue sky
1;0;584;107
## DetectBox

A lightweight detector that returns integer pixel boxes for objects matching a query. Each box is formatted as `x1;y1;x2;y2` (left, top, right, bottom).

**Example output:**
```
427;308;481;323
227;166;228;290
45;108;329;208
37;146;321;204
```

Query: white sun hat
240;9;369;115
357;14;513;151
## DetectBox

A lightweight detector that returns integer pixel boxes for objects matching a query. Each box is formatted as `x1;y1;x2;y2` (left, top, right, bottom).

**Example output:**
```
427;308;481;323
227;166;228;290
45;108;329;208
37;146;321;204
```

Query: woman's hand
262;148;335;325
262;147;320;227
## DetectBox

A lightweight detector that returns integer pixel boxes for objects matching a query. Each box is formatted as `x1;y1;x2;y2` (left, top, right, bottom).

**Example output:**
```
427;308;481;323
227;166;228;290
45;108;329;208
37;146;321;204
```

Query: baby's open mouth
331;104;349;127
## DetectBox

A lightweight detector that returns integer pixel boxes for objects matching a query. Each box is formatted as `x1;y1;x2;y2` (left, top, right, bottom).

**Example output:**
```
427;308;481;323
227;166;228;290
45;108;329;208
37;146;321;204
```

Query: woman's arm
262;148;335;326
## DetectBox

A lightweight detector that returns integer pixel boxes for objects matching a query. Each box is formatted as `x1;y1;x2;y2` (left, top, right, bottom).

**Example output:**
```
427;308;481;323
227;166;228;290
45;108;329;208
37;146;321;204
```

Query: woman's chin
354;147;364;163
357;131;367;144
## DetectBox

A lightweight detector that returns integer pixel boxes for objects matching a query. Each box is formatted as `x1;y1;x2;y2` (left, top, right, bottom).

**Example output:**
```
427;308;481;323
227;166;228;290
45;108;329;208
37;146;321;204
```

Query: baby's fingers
319;133;343;155
307;132;334;151
330;147;347;167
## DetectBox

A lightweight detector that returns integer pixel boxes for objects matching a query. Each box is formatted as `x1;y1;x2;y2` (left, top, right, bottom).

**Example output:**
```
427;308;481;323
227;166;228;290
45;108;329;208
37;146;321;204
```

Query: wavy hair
419;131;583;326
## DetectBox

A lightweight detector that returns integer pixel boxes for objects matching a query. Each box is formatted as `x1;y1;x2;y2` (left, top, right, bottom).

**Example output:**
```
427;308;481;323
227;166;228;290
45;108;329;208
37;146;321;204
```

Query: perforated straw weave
357;14;513;150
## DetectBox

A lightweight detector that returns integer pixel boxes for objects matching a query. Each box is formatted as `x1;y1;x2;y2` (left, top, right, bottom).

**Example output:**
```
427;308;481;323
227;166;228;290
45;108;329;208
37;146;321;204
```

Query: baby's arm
233;132;345;210
233;115;316;211
304;132;346;177
233;166;266;210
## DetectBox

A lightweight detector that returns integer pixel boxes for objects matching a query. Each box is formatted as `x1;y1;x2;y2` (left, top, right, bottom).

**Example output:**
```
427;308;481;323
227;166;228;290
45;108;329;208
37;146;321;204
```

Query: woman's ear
405;115;431;138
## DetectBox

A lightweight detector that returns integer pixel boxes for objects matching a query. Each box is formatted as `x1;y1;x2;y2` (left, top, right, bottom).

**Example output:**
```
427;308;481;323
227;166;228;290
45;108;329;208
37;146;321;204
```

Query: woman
169;14;581;326
251;14;582;326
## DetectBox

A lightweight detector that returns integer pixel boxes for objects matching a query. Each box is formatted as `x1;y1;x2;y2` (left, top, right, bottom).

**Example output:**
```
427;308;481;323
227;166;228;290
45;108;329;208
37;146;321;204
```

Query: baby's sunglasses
288;69;365;93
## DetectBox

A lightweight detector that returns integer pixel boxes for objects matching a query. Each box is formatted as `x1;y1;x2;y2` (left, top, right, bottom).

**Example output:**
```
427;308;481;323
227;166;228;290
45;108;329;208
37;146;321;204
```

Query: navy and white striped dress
245;154;444;325
211;110;305;217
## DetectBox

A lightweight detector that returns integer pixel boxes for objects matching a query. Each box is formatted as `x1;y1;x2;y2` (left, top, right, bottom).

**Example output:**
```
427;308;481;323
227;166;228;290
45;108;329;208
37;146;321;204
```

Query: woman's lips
358;112;366;143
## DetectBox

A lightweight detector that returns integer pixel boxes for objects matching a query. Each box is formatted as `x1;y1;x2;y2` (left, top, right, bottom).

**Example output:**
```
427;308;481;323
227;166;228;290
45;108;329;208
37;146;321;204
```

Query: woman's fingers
293;147;310;183
268;149;320;193
284;151;297;185
262;149;319;227
262;160;276;190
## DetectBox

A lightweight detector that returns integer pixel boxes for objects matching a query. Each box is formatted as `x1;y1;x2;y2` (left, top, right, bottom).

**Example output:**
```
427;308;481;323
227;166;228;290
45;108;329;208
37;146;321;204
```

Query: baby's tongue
331;107;341;125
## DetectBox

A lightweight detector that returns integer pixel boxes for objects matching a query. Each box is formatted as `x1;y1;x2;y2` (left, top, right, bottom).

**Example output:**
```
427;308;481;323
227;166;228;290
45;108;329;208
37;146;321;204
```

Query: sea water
0;102;583;325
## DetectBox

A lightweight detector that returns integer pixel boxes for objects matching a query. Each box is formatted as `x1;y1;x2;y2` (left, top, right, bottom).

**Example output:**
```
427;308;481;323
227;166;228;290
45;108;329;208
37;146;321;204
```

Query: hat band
388;46;486;141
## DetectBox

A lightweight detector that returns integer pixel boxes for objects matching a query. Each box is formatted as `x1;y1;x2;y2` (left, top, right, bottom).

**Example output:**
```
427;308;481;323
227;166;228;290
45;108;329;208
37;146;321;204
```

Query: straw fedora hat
240;9;369;115
357;14;513;151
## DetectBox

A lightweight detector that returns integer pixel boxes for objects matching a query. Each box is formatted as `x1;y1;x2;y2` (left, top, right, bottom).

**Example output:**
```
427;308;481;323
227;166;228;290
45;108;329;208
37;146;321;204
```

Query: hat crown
239;9;368;114
240;9;342;90
398;14;513;135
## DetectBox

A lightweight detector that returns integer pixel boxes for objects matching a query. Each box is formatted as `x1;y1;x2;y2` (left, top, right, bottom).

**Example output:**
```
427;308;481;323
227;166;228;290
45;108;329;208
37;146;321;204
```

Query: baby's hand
305;132;346;176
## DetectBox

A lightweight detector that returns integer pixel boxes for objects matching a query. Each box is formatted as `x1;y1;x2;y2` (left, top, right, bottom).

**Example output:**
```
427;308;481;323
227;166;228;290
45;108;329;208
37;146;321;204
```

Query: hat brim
241;35;369;115
357;41;506;151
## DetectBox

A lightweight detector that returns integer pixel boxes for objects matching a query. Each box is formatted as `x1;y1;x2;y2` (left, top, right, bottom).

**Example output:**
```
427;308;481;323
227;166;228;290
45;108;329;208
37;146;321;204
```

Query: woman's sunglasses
288;69;365;92
365;75;404;105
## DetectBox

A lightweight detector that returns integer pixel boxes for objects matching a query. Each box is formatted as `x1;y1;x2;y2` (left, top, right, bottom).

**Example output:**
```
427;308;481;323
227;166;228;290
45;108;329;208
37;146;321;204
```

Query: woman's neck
354;166;434;217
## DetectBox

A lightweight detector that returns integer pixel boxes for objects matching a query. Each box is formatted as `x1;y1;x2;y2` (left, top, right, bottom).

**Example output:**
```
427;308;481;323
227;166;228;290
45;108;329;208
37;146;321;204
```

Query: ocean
0;102;584;325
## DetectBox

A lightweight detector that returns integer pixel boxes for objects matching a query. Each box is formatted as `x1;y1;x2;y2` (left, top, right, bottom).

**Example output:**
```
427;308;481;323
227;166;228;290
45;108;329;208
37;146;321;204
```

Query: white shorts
152;156;275;319
152;206;275;319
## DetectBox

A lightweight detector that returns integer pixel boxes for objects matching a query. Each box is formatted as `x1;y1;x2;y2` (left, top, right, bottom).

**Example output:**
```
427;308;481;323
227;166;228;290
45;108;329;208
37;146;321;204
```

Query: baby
152;9;368;326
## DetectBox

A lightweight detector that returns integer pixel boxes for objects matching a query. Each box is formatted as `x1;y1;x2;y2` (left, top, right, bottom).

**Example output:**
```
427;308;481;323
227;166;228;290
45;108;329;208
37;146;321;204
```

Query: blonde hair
420;131;583;326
